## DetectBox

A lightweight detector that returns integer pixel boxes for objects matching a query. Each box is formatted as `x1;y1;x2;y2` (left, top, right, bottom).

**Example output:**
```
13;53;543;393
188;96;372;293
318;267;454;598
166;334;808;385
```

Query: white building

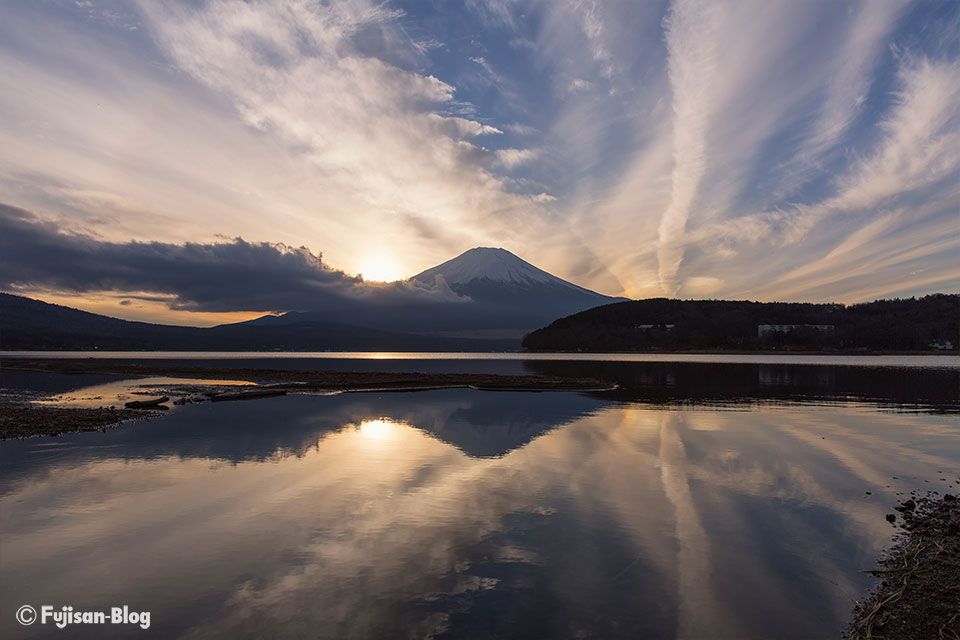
757;324;835;337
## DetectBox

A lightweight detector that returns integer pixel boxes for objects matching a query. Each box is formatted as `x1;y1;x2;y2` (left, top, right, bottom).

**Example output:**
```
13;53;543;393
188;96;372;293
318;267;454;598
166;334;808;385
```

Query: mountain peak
412;246;561;288
463;246;510;254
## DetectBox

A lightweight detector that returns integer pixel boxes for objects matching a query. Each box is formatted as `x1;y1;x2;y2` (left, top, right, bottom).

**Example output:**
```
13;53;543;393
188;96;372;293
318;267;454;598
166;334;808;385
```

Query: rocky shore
0;404;164;439
846;491;960;639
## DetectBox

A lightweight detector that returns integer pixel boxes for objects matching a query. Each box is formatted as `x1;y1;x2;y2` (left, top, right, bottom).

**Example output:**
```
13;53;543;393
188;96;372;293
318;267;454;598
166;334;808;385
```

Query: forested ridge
522;294;958;352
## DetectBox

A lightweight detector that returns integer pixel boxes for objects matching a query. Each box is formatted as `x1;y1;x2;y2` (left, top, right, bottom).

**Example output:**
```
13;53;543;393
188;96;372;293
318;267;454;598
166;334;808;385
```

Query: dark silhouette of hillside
522;294;958;352
244;247;624;336
0;293;515;351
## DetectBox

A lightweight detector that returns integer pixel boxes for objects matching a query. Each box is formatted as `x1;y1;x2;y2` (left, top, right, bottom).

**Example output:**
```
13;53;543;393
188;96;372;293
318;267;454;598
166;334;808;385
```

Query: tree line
522;294;958;352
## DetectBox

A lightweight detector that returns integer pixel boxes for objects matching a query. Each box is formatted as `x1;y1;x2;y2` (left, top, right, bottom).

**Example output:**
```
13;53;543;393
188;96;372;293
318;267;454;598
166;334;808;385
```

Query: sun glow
359;255;403;282
359;419;396;440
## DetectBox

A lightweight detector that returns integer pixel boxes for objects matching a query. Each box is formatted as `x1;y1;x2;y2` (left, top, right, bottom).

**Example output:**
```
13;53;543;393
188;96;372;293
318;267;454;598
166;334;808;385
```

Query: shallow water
2;379;959;639
27;376;255;409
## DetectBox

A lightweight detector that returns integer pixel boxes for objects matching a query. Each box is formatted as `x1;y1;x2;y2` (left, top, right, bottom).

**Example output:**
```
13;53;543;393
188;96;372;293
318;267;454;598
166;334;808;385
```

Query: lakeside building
757;324;835;337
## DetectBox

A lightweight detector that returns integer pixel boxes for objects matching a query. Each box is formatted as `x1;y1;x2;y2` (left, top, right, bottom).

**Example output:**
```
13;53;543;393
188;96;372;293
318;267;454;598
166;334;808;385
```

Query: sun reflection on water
3;389;959;639
357;418;400;440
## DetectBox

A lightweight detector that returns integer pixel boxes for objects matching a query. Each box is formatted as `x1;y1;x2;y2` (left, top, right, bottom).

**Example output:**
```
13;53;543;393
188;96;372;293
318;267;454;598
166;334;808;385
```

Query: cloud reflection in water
1;389;958;639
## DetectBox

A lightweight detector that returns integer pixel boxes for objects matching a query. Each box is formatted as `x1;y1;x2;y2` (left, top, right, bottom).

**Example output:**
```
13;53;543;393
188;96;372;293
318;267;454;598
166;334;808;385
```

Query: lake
1;356;958;638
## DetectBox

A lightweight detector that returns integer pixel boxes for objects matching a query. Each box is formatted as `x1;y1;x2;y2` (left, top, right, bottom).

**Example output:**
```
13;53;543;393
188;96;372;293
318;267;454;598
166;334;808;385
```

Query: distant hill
0;249;621;351
522;294;959;352
0;293;516;351
246;247;624;337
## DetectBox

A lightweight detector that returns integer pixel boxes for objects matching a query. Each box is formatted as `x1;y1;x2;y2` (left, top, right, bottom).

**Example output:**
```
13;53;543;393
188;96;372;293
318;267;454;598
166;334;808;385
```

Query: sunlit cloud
776;0;910;196
656;0;720;296
0;0;956;321
0;204;466;313
494;148;538;169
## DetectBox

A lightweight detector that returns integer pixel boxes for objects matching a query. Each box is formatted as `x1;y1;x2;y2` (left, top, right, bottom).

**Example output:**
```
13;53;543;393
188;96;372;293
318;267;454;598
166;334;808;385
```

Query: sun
359;255;403;282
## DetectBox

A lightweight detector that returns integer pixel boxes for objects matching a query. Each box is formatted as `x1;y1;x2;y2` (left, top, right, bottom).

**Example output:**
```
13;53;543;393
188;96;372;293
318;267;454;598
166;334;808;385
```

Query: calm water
1;361;959;639
4;350;959;369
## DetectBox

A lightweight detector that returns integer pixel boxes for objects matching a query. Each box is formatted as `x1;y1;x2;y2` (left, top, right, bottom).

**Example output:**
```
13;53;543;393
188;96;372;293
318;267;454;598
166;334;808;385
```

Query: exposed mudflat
0;358;610;439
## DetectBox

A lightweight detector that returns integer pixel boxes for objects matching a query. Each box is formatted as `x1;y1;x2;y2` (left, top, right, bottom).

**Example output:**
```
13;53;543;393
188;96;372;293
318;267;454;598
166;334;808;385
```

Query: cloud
783;0;909;188
681;276;724;297
504;123;538;136
703;53;960;249
826;56;960;213
531;192;556;203
0;0;549;285
656;0;720;296
457;1;955;304
494;148;538;168
441;116;504;137
746;196;960;302
134;0;553;256
638;6;960;302
0;0;956;312
465;0;521;31
0;204;465;312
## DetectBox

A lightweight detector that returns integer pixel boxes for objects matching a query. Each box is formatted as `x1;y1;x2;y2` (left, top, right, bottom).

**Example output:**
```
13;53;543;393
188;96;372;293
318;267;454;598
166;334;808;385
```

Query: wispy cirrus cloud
494;148;538;169
497;0;959;302
781;0;910;191
697;54;960;249
0;0;956;322
137;0;550;250
656;0;721;296
0;0;550;286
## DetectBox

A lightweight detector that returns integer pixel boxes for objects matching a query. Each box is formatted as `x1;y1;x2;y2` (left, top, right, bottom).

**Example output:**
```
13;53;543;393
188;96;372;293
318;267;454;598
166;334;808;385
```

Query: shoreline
0;359;611;439
846;492;960;639
2;349;956;356
0;358;609;389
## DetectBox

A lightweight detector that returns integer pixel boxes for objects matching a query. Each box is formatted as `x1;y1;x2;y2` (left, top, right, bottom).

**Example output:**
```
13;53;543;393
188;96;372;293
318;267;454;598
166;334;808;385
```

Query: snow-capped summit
245;247;622;341
410;247;619;316
412;247;590;292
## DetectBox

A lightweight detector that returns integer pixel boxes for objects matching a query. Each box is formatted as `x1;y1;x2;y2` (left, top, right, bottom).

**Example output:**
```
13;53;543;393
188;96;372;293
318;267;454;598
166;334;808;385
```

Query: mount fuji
0;249;622;351
246;247;624;341
411;247;618;321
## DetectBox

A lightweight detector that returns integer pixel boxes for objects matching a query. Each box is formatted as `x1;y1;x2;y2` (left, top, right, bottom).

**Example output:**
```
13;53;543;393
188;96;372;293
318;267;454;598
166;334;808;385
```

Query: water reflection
28;376;254;409
0;390;608;481
1;390;958;639
525;360;959;410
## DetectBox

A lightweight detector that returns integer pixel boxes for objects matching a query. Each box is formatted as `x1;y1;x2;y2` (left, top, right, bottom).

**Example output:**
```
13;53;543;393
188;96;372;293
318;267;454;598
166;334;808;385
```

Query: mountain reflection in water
1;370;958;639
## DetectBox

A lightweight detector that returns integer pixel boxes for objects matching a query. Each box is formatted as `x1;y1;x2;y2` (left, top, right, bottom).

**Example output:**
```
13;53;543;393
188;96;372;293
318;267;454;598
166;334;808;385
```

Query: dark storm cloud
0;204;464;312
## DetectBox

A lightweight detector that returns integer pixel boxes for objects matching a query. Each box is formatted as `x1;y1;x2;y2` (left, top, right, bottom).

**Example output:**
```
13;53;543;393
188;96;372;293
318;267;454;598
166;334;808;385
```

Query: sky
0;0;957;326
